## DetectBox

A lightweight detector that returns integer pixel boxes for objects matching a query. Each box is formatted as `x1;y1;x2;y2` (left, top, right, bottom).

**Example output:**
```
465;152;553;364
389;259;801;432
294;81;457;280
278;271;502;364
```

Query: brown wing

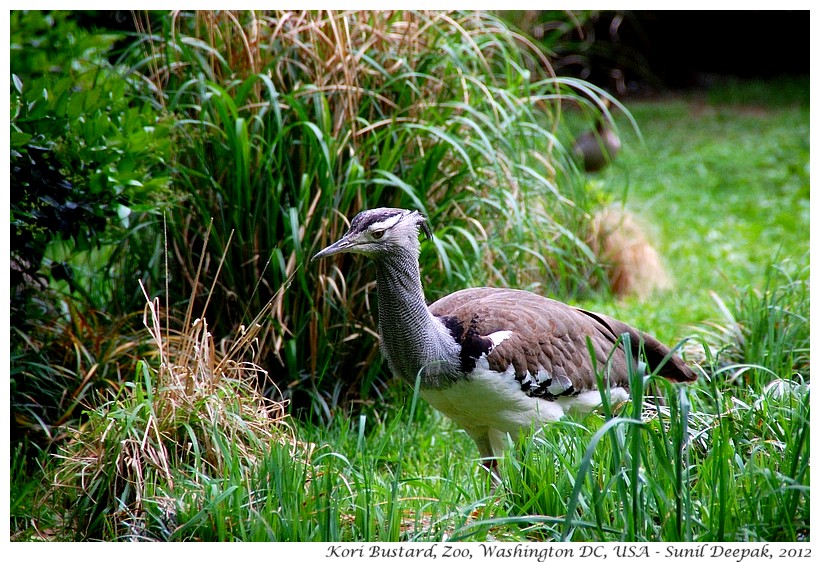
429;287;695;397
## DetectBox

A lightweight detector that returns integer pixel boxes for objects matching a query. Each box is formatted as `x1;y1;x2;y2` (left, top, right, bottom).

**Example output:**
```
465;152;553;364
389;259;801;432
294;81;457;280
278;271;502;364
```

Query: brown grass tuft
587;206;672;300
50;226;306;539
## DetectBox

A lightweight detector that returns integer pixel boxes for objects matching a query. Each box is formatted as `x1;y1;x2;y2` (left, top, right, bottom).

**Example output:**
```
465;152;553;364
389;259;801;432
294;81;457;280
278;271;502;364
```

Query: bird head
312;207;432;261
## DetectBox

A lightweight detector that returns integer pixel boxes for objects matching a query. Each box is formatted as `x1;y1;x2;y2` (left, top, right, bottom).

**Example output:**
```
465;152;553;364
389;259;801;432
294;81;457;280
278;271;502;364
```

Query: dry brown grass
50;227;306;539
146;10;553;132
587;206;672;300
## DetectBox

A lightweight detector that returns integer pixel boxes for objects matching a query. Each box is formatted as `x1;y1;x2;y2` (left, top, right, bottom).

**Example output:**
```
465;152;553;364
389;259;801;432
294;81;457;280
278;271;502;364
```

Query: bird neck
373;249;460;388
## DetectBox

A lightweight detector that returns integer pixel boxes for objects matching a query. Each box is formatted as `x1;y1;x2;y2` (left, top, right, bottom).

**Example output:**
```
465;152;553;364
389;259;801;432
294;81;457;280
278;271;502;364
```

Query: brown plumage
430;287;695;394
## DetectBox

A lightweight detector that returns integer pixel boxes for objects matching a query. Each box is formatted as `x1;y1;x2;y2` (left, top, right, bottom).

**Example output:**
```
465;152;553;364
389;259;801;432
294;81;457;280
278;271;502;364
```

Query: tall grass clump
502;328;809;541
122;10;623;412
49;238;301;540
688;356;810;541
695;257;809;387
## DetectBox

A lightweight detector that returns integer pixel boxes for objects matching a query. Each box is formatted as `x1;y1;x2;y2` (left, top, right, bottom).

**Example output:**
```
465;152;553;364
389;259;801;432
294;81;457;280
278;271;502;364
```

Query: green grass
574;78;809;342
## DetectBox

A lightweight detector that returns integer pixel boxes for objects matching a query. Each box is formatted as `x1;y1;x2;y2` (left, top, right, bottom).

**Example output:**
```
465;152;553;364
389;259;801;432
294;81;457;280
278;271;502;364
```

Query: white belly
419;368;629;447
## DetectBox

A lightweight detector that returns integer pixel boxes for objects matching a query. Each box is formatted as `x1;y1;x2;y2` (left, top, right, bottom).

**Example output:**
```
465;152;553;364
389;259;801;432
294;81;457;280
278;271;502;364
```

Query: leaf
10;131;33;148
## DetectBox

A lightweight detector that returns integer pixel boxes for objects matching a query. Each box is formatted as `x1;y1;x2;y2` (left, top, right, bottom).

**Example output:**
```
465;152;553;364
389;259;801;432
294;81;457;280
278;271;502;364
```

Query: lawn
580;78;809;340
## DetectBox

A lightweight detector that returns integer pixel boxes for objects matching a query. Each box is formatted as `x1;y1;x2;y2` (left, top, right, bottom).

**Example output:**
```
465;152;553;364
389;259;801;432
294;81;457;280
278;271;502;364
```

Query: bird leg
471;430;503;488
481;458;502;489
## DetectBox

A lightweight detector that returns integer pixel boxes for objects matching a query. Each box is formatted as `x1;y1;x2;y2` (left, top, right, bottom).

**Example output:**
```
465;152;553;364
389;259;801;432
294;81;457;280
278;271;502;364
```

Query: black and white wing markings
439;313;578;401
438;314;494;373
508;363;577;401
518;369;575;399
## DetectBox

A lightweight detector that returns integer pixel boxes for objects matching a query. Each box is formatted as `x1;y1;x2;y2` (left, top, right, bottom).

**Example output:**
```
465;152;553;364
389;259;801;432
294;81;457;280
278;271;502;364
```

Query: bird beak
312;236;353;261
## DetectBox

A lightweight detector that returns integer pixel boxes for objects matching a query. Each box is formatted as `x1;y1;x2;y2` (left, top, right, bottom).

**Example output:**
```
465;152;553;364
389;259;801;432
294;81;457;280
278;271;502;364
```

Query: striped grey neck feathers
373;243;461;388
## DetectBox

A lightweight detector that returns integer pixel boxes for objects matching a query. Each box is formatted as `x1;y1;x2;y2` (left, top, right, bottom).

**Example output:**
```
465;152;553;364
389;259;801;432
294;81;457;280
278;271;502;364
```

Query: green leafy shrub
10;11;177;441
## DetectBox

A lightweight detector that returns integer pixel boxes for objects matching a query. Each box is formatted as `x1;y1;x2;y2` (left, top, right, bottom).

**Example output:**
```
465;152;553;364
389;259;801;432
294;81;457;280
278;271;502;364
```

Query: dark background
546;10;809;95
74;10;810;96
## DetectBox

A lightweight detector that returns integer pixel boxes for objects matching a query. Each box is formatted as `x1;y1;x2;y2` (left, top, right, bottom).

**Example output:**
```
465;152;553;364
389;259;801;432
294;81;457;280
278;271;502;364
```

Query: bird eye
371;230;385;239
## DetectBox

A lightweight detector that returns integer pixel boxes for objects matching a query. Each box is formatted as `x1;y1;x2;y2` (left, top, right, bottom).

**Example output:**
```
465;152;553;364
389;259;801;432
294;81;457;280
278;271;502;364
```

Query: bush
10;11;177;441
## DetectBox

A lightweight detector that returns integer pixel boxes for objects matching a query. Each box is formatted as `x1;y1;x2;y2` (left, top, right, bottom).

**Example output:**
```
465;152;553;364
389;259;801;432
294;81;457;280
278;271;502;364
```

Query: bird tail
578;308;698;383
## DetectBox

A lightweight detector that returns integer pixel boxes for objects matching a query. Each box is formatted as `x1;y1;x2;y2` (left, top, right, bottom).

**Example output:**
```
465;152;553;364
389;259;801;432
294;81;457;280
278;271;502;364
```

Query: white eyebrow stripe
369;214;403;231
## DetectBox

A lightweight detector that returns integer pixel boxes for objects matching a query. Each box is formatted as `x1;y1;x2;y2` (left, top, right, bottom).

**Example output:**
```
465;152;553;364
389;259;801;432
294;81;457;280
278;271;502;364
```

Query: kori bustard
313;208;696;477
